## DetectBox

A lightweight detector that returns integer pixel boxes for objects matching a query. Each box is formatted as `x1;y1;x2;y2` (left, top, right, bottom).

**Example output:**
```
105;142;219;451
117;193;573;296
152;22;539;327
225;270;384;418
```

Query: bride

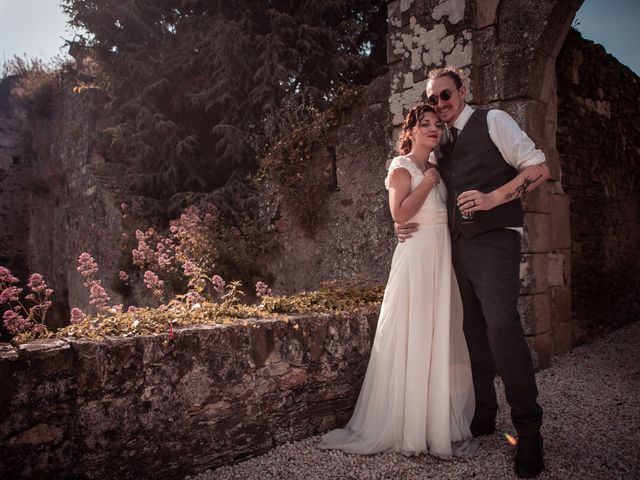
319;105;476;458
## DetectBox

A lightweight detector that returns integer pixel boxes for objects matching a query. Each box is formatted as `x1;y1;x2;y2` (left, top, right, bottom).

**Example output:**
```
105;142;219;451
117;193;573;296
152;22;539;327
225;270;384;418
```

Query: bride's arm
388;167;440;225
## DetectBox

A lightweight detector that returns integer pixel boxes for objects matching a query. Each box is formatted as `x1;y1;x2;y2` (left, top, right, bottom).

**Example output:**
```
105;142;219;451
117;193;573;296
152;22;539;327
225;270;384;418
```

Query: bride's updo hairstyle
397;104;438;155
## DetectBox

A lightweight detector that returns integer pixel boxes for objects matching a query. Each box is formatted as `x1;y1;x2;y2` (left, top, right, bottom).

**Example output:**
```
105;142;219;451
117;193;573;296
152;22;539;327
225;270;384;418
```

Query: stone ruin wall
0;78;32;298
0;312;376;479
556;28;640;333
0;73;144;338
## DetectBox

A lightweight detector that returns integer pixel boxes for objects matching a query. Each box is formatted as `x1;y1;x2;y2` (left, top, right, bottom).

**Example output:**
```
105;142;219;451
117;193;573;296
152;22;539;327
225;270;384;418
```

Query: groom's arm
457;162;549;214
457;110;550;214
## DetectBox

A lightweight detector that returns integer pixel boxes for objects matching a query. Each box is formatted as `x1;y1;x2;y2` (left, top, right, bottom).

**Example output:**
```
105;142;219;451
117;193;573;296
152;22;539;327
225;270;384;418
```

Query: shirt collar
452;104;474;131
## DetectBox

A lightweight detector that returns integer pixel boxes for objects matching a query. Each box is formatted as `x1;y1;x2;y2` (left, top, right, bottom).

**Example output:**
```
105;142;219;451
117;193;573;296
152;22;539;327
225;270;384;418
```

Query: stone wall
258;74;396;294
0;311;376;479
556;28;640;336
0;71;138;332
0;76;33;337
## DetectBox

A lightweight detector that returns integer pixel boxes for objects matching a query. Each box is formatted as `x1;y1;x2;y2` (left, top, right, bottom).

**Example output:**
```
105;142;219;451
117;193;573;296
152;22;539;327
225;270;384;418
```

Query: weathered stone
525;332;552;370
552;321;572;356
557;28;640;333
522;213;551;253
522;181;551;214
547;252;565;287
0;314;376;479
518;293;550;336
548;193;571;249
549;285;572;329
520;253;548;295
475;0;500;29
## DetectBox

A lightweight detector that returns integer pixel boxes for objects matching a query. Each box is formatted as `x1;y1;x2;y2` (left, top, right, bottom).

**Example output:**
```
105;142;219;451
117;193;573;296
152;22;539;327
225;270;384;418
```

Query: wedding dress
319;155;476;458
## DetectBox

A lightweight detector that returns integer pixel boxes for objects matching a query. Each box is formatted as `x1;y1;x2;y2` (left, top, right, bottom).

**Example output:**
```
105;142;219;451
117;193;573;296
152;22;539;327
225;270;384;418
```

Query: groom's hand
457;190;499;215
395;222;419;242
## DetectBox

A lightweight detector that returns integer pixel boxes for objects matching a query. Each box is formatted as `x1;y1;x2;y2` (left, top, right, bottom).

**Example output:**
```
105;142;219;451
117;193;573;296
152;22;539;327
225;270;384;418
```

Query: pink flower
77;253;99;279
3;310;29;335
0;286;23;304
120;202;128;212
211;275;225;292
119;271;130;283
143;270;165;300
255;281;272;297
182;260;200;279
27;273;46;293
185;291;205;305
88;282;111;312
70;307;85;324
0;266;19;285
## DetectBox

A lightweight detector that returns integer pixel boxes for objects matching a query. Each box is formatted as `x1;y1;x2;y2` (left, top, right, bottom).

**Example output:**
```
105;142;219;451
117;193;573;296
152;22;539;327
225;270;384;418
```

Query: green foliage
62;0;387;198
256;85;365;232
54;279;384;342
1;55;67;118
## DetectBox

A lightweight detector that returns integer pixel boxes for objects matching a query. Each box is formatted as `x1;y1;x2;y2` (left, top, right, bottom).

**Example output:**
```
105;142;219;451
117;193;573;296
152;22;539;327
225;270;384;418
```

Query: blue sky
0;0;638;75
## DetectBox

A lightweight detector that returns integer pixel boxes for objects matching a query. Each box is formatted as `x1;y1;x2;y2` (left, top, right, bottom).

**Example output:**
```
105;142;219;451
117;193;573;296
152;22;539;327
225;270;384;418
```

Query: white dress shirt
452;104;546;171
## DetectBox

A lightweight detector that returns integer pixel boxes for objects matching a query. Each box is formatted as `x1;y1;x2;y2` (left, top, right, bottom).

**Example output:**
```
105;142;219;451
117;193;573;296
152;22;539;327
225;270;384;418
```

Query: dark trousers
452;228;543;436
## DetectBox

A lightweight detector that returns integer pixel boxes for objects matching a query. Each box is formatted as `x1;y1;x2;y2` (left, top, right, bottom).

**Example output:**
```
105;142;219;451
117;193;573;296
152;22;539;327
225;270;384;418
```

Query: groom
397;66;549;478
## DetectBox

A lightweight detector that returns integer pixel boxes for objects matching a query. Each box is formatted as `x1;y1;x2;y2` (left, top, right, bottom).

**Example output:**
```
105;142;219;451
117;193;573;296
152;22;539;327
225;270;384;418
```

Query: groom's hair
428;66;464;89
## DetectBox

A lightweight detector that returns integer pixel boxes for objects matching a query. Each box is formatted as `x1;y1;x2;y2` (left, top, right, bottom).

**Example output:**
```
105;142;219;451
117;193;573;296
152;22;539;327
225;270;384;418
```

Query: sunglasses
427;88;457;106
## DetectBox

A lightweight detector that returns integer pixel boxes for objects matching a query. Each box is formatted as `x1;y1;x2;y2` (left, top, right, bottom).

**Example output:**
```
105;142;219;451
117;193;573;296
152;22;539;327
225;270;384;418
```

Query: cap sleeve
385;156;420;190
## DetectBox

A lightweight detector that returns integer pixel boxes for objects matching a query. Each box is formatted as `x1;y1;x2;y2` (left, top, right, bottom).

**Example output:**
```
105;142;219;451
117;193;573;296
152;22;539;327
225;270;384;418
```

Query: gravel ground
187;321;640;480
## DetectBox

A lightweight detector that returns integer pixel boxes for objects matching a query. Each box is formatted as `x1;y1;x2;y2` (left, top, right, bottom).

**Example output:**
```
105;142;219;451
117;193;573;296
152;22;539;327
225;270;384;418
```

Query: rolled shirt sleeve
487;110;546;171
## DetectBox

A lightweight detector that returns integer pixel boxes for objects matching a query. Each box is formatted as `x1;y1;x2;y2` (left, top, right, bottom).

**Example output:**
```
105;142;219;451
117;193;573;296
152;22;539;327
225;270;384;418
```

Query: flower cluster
1;266;53;339
130;203;225;303
255;281;272;298
77;253;111;312
143;270;165;301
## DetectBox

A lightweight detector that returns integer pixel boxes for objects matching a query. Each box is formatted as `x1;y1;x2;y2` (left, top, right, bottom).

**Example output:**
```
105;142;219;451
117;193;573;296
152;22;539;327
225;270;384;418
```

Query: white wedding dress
319;155;476;458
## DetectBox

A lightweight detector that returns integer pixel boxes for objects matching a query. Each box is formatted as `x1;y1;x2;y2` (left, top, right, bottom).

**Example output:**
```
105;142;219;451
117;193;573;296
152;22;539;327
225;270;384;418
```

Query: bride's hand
425;168;440;186
395;222;419;242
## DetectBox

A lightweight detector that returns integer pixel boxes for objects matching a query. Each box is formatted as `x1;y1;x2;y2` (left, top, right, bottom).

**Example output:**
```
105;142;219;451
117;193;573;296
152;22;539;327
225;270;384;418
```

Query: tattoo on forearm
504;174;543;200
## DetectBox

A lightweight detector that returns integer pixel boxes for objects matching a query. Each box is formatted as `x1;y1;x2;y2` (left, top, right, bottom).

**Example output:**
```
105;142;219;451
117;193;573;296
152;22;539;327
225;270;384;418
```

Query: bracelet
424;170;437;186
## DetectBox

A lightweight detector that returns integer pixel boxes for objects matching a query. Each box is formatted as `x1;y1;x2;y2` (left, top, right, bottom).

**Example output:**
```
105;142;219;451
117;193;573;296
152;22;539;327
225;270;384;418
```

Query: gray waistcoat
438;109;523;238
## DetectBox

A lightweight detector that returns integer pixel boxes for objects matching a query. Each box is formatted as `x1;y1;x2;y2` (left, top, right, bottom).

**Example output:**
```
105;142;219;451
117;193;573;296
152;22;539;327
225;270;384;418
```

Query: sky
0;0;638;75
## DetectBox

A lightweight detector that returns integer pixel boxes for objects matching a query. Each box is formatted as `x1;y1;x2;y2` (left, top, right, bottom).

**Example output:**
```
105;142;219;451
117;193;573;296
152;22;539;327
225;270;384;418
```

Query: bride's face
412;111;443;149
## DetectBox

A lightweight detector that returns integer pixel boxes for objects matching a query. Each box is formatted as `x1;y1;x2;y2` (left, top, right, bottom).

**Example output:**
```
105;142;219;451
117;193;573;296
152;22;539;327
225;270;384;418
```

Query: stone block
547;253;565;287
518;293;550;336
522;180;551;214
0;151;13;170
522;213;551;253
525;332;552;370
520;253;548;295
496;49;550;102
475;0;500;29
552;322;572;356
548;193;571;249
549;286;572;329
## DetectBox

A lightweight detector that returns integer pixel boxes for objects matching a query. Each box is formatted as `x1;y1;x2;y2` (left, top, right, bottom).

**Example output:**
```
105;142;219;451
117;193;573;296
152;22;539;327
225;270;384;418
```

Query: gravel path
188;321;640;480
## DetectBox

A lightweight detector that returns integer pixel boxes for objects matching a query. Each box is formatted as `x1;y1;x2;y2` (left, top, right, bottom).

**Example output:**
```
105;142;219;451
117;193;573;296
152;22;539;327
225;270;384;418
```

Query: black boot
470;418;496;437
515;433;544;478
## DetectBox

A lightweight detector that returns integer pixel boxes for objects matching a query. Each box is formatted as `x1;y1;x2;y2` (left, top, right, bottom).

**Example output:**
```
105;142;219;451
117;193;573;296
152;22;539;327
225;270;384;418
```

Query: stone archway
387;0;584;367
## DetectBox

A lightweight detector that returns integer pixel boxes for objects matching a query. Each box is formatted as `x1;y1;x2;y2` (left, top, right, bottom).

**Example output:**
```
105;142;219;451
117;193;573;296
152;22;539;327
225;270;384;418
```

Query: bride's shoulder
387;155;413;172
385;155;417;189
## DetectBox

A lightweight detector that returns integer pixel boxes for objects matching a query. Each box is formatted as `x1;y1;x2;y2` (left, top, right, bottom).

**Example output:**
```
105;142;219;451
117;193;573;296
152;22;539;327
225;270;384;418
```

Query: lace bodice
385;156;447;213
